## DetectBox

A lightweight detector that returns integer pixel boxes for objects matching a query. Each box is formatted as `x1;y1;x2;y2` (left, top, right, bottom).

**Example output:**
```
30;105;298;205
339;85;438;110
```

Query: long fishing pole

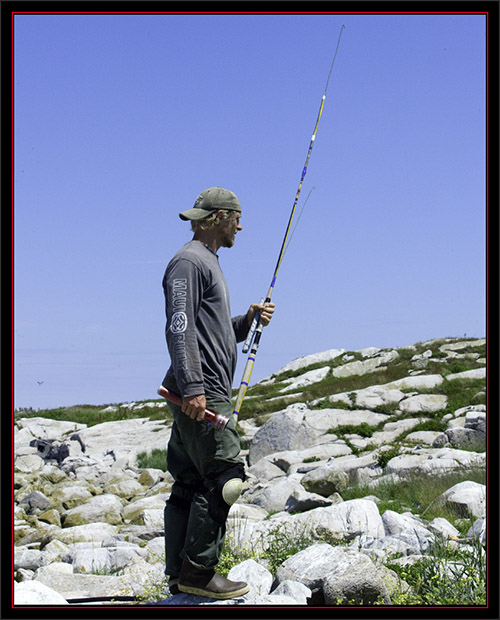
233;25;345;419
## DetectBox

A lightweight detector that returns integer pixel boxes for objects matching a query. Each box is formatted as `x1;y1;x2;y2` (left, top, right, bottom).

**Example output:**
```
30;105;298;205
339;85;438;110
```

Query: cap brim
178;208;215;221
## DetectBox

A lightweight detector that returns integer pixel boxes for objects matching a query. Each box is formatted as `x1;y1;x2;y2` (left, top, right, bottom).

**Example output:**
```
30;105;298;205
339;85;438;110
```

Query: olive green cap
179;186;242;221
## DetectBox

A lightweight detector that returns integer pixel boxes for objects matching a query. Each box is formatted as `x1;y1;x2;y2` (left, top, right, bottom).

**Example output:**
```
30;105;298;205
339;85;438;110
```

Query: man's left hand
247;302;275;327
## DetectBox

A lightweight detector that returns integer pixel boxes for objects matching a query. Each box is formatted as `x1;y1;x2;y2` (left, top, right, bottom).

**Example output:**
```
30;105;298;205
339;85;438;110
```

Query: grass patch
136;448;168;472
235;395;302;421
343;466;486;531
327;422;377;438
386;536;486;605
14;401;173;427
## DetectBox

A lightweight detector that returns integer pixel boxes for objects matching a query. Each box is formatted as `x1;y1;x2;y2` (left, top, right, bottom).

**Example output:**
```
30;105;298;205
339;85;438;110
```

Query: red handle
157;386;229;431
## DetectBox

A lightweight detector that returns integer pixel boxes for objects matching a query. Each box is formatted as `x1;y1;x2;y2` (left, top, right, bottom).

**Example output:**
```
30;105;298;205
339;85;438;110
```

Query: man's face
219;212;242;248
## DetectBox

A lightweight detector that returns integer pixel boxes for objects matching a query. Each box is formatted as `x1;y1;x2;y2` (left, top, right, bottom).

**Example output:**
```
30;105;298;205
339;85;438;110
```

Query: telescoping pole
233;25;345;420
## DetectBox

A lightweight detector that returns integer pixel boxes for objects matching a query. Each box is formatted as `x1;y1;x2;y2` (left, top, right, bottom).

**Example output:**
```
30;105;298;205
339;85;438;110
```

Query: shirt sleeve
232;315;250;343
163;257;205;398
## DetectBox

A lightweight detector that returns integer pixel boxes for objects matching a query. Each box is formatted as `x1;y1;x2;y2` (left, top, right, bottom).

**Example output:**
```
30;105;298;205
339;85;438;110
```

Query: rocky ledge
14;337;487;606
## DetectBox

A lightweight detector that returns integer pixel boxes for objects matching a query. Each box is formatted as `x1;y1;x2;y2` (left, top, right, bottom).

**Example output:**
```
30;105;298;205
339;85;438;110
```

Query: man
161;186;275;599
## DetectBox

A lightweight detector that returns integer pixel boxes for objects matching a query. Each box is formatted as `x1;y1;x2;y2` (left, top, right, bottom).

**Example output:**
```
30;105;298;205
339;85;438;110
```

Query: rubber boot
168;576;180;595
178;559;249;599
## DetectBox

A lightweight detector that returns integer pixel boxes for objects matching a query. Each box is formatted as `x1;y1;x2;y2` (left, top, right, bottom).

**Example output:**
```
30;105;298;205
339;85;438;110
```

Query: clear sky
13;11;487;410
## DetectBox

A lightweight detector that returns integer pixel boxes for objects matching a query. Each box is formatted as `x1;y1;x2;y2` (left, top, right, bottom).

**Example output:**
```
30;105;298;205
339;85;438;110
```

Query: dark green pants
162;375;243;576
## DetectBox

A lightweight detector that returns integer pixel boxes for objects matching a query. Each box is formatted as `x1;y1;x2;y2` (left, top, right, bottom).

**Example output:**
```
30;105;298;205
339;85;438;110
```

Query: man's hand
181;394;207;421
247;302;275;327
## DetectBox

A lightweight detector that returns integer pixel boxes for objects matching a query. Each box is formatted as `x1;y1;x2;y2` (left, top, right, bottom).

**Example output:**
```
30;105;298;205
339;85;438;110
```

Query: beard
221;233;236;248
220;223;237;248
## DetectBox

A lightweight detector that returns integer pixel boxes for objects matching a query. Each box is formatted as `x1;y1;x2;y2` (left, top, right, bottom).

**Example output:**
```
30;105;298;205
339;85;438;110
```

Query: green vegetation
15;336;486;606
327;422;377;438
14;401;173;427
217;515;486;606
342;466;486;531
136;448;168;472
386;536;486;606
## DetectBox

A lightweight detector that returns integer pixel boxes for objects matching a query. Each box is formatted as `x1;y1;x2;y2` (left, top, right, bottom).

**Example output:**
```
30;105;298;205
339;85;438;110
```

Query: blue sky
14;12;487;410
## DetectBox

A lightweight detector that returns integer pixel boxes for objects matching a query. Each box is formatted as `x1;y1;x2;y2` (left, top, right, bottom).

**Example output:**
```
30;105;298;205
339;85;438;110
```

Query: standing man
161;186;274;599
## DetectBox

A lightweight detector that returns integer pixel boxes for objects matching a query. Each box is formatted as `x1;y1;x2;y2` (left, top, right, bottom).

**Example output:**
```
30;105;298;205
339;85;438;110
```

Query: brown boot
178;559;249;599
168;576;180;595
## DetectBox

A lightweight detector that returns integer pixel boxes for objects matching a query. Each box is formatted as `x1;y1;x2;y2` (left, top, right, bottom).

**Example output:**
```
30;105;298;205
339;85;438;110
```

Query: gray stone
300;466;349;497
56;522;119;545
445;368;486;381
248;404;318;465
331;351;399;379
228;558;273;598
278;499;385;541
32;567;127;601
427;517;460;540
445;427;485;449
438;481;486;518
51;483;93;510
439;339;486;352
41;539;72;564
19;490;51;513
14;547;45;571
228;503;269;522
271;442;352;473
384;374;444;390
467;517;486;543
246;477;304;513
247;459;285;481
280;366;330;392
322;552;392;605
406;431;443;445
271;349;345;376
62;493;124;527
72;546;145;574
385;448;485;476
399;394;448;414
14;580;69;605
122;493;169;524
304;408;389;434
14;454;45;473
465;410;486;432
382;510;433;553
275;543;390;605
271;580;312;604
285;486;334;513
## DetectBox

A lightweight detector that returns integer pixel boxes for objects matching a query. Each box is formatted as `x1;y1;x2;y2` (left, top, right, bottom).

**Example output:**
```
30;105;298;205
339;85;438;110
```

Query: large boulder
61;494;124;527
445;368;486;381
275;543;393;605
304;408;389;435
244;477;304;513
248;404;318;465
14;580;69;605
437;481;486;518
399;394;448;414
300;466;349;497
280;367;330;393
330;350;399;378
385;448;485;476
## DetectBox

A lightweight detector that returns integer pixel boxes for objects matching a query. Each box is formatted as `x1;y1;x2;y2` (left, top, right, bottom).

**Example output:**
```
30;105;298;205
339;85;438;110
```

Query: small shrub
386;537;486;605
376;445;401;468
264;524;316;574
328;423;376;438
218;536;262;577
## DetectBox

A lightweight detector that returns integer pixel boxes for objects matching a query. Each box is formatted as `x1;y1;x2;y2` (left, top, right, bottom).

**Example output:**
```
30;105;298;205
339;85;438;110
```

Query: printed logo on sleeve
171;311;188;334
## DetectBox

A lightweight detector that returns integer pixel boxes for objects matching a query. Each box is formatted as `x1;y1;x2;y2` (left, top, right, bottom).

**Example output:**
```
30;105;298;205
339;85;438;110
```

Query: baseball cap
179;186;242;221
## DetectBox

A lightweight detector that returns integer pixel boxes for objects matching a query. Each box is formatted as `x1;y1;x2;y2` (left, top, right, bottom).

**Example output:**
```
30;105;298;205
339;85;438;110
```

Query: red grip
157;386;228;431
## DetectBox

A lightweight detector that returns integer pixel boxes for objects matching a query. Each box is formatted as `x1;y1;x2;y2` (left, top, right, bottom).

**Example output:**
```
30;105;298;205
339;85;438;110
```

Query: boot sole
178;583;250;599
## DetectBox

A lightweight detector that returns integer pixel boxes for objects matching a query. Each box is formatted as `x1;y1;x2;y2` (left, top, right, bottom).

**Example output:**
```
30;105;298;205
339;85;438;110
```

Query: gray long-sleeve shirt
163;240;249;403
